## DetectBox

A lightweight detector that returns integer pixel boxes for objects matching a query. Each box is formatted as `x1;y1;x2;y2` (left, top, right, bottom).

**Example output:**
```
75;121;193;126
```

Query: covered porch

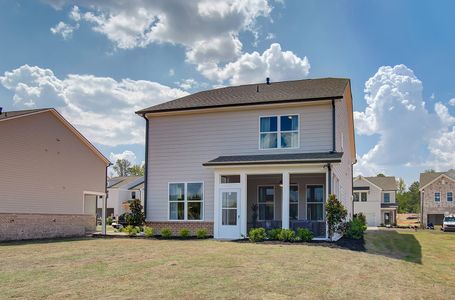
204;152;342;240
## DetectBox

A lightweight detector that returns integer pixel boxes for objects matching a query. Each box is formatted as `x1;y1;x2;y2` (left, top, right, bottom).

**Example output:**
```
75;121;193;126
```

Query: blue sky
0;0;454;186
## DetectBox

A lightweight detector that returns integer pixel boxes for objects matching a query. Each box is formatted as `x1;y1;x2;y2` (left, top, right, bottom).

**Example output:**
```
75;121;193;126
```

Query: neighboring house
353;176;398;226
0;108;110;241
420;170;455;226
106;176;144;217
136;78;356;240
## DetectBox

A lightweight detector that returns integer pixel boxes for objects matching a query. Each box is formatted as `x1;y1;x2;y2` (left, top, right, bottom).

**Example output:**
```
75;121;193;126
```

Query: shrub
106;216;113;225
326;194;348;240
144;227;154;238
277;229;295;242
345;216;367;239
161;228;172;238
125;199;145;227
296;228;314;242
248;228;266;242
180;228;190;238
354;213;366;227
196;228;208;239
267;228;282;240
122;225;140;236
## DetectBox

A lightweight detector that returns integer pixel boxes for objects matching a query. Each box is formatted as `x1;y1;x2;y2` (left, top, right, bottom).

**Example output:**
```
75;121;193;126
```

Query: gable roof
108;176;143;189
420;170;455;190
356;176;397;191
136;78;349;114
129;182;144;190
0;108;110;165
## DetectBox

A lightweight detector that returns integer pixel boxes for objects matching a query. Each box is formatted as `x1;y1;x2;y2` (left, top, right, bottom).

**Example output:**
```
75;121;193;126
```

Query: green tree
376;173;386;177
128;164;144;176
326;194;347;240
113;159;132;176
125;199;145;226
397;178;406;195
396;181;420;213
424;169;435;173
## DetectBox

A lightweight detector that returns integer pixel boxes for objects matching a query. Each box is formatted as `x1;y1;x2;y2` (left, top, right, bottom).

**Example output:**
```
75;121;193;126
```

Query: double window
169;182;203;220
259;115;299;149
258;186;275;220
434;192;441;202
307;185;324;221
353;192;367;202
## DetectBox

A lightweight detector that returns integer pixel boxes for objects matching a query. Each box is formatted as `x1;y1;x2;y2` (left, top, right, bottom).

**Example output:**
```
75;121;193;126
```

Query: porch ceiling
202;152;343;167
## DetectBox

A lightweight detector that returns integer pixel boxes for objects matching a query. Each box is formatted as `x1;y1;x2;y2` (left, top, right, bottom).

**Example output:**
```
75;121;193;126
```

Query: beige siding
0;111;106;214
353;177;382;226
332;90;354;218
147;103;333;221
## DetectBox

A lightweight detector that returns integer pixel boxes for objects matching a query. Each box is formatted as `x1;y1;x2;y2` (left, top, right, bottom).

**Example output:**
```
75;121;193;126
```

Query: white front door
219;188;241;239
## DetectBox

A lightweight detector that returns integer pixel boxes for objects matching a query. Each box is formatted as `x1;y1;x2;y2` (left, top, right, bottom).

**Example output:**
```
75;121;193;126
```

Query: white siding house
137;78;357;240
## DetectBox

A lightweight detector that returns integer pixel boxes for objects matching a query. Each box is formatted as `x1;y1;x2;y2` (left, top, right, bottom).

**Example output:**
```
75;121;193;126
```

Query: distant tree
396;181;420;213
113;159;132;177
376;173;386;177
424;169;435;173
397;178;406;195
128;164;144;176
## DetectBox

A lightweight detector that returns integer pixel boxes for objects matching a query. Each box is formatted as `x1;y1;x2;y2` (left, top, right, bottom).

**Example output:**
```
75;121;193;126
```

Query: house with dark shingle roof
136;78;356;240
107;176;144;216
419;170;455;226
353;175;398;226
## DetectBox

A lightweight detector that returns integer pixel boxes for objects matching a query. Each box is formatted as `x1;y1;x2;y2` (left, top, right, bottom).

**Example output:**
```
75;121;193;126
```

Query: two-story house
136;78;356;240
353;175;398;226
106;176;144;217
420;170;455;226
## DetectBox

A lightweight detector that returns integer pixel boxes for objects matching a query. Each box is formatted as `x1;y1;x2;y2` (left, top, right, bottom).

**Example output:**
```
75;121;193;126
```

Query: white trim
281;171;290;229
353;176;383;192
167;181;205;221
240;173;247;237
257;185;276;221
258;114;300;150
419;174;455;191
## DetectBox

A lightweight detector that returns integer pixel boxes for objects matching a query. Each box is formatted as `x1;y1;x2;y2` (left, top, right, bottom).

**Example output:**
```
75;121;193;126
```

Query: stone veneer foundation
0;213;96;241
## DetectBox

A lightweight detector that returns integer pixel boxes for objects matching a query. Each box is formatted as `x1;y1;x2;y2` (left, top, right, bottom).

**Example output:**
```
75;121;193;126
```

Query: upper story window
383;193;390;203
353;192;359;202
259;115;299;149
434;192;441;202
447;192;453;202
131;191;136;199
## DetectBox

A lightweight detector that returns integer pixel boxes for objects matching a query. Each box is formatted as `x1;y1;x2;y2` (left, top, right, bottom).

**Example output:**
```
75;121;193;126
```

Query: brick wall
422;177;455;226
0;213;96;241
145;221;213;236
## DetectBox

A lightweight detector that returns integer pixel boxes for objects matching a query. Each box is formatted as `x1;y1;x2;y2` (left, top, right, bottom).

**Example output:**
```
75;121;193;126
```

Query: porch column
213;172;220;239
240;173;247;237
101;194;106;235
281;171;290;229
325;170;329;239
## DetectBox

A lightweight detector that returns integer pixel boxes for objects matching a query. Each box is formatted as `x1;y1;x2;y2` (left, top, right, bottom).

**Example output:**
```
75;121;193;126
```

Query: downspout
142;114;149;220
327;163;332;195
332;99;336;152
351;164;354;219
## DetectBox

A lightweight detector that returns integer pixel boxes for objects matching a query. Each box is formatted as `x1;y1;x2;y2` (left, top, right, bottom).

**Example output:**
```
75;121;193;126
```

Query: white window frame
289;184;299;220
258;114;300;150
257;185;275;221
353;192;360;202
168;182;204;221
383;192;390;203
306;184;325;221
131;191;136;199
434;192;441;202
448;192;453;202
361;192;368;202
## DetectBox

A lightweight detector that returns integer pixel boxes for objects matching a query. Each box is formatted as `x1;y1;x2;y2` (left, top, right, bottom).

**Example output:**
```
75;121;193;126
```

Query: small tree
126;199;145;226
113;159;132;176
128;164;145;176
325;194;347;240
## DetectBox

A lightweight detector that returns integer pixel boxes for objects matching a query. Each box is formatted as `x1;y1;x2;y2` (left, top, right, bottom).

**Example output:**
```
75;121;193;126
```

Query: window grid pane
448;192;453;202
260;116;277;132
260;133;278;149
435;192;441;202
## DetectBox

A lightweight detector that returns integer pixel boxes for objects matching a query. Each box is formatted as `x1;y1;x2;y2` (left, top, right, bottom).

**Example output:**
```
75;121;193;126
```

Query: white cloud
177;78;199;90
46;1;310;85
266;32;276;40
0;65;188;147
50;21;79;39
202;43;310;85
109;150;137;164
449;98;455;106
168;68;175;77
354;64;455;176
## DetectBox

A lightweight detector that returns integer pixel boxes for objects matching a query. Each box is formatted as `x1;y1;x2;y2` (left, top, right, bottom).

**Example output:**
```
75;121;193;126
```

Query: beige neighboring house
353;176;398;226
0;108;110;241
136;78;357;240
106;176;144;217
420;170;455;226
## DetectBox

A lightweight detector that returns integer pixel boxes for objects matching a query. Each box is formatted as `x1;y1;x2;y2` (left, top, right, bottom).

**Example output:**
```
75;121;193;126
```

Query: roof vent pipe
266;77;270;85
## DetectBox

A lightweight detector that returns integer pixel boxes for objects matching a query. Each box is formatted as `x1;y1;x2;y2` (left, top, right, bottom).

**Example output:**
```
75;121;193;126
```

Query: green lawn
0;229;454;299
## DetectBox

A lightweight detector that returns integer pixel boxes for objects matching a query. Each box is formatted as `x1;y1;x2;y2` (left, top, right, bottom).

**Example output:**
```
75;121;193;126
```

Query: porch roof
202;152;343;166
381;203;398;209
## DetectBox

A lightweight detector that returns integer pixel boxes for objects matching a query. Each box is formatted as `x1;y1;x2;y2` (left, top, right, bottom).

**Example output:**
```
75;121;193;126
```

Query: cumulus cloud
50;21;79;39
354;64;455;175
109;150;137;164
0;65;187;147
46;1;310;85
449;98;455;106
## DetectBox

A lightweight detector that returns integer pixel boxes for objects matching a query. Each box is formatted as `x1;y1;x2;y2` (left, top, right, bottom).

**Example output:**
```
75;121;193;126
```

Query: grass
0;229;454;299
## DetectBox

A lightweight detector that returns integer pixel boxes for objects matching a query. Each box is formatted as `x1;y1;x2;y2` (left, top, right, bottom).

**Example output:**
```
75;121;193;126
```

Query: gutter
141;114;149;220
331;98;336;152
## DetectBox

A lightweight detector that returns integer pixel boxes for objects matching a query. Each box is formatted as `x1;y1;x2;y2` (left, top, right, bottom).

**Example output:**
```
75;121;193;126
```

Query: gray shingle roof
420;170;455;188
364;176;397;191
129;182;144;190
203;152;343;166
107;176;143;189
137;78;349;114
0;108;50;120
